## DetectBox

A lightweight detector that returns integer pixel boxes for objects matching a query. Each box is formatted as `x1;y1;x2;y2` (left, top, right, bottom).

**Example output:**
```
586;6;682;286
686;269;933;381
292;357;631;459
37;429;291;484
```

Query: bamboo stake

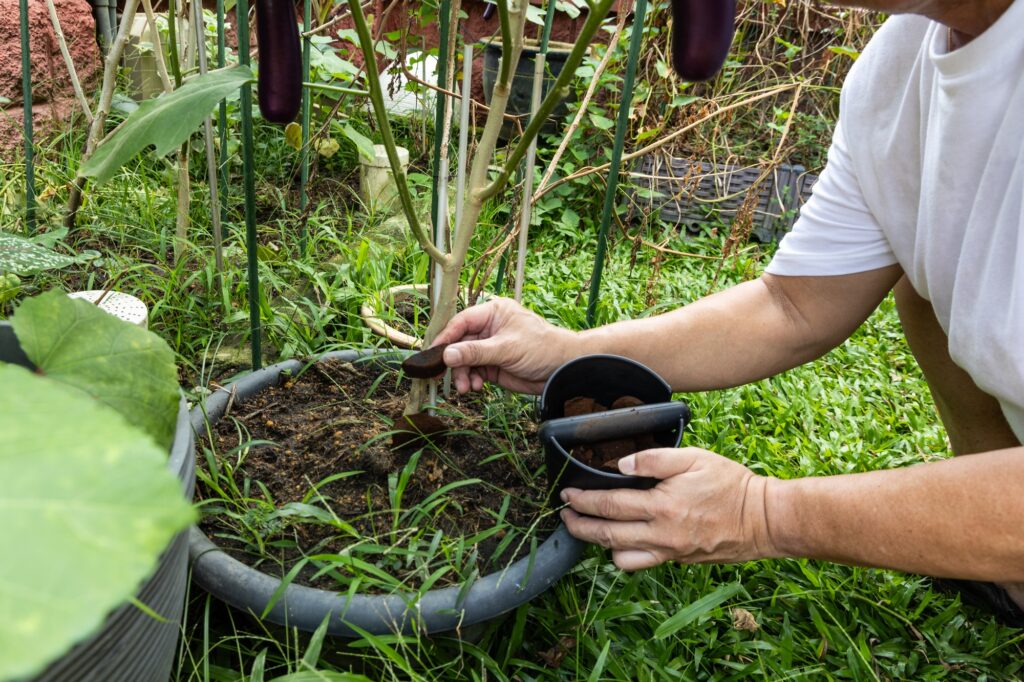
453;43;472;255
44;0;93;123
512;55;544;302
194;0;224;272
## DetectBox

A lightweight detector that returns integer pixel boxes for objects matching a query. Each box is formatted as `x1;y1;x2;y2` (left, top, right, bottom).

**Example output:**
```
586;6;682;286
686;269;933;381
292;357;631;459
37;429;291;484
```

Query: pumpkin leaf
0;364;194;681
10;290;179;449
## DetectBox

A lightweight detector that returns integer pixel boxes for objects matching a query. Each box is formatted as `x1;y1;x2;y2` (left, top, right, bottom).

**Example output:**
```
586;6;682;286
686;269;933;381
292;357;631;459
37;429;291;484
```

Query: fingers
560;508;652;550
618;447;706;479
431;302;500;348
444;336;506;369
560;487;654;521
612;550;663;572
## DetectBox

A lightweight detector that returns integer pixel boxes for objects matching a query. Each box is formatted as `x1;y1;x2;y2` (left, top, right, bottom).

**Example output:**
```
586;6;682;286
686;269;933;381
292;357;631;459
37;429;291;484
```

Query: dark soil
197;358;552;591
565;395;659;471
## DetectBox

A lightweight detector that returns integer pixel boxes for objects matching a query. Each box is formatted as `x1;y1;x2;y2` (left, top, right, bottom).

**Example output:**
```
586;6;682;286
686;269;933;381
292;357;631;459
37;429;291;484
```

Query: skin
432;0;1024;610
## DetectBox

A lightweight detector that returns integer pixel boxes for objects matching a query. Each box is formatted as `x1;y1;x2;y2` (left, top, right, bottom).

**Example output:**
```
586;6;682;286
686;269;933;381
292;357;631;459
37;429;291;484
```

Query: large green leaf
80;65;254;184
10;290;180;449
0;364;195;681
0;233;77;275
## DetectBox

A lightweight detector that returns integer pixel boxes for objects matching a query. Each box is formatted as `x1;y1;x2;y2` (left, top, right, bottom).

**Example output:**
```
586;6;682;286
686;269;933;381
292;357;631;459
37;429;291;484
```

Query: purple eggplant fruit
256;0;302;124
669;0;737;81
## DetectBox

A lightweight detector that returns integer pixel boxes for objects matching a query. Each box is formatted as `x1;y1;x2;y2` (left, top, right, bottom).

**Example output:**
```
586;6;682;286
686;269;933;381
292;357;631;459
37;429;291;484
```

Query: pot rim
189;349;583;637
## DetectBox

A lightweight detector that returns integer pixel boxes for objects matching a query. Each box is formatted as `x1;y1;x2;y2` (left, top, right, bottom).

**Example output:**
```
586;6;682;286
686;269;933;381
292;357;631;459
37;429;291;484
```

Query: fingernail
619;455;636;475
444;346;462;366
559;490;569;503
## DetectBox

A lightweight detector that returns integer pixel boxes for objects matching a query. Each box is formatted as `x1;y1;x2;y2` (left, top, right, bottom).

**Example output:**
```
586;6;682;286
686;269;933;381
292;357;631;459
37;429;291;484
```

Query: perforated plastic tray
630;156;818;242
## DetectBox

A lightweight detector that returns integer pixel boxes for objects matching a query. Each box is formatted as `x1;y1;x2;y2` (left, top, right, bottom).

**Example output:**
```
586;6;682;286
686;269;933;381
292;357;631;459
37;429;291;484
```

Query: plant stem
167;0;183;88
346;0;448;265
65;0;142;231
481;0;618;200
404;0;528;414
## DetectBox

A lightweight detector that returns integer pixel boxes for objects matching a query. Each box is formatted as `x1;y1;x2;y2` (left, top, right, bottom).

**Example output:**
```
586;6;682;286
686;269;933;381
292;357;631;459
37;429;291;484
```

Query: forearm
766;447;1024;581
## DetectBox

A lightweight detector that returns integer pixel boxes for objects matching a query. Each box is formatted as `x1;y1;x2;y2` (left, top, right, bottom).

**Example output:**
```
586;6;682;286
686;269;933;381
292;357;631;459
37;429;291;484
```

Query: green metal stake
237;0;262;369
299;0;311;254
585;0;647;327
166;0;183;87
539;0;557;54
217;0;228;224
19;0;36;234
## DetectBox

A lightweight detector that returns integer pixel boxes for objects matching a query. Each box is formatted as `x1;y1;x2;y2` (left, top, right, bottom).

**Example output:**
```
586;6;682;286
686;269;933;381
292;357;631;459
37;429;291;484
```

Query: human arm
433;265;902;395
560;446;1024;583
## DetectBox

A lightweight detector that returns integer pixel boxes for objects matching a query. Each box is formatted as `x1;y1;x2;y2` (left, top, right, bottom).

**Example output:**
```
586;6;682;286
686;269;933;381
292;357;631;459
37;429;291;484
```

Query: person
430;0;1024;626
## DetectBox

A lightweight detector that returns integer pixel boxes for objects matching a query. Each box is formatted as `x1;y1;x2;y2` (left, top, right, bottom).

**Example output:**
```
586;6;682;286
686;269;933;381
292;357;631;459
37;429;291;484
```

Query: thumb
444;338;505;368
618;447;704;479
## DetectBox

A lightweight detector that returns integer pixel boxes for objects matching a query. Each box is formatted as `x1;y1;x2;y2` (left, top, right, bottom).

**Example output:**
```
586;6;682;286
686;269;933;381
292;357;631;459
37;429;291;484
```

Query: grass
3;3;1023;679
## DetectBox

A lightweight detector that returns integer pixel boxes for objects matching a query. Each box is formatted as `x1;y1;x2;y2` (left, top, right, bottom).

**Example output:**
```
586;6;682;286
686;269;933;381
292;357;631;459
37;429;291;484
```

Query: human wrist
763;476;806;559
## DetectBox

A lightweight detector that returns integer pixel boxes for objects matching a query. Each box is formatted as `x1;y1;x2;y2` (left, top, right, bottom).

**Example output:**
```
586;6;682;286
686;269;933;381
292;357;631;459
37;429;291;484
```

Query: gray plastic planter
188;349;583;637
0;322;196;682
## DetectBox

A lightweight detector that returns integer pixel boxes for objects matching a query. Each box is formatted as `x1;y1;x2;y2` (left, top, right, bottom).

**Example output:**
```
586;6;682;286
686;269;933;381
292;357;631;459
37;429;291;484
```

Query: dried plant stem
64;0;141;230
534;11;626;198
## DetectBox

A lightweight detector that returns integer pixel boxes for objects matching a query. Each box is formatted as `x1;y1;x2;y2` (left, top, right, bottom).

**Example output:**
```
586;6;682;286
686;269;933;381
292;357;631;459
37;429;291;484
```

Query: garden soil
198;358;552;590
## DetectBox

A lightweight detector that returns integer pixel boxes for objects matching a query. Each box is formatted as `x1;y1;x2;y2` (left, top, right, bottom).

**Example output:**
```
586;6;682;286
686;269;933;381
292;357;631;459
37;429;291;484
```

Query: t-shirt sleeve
765;119;898;276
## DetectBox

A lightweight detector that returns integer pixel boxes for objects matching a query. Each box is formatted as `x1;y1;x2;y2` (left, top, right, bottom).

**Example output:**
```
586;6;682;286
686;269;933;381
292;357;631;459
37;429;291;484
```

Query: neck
926;0;1012;43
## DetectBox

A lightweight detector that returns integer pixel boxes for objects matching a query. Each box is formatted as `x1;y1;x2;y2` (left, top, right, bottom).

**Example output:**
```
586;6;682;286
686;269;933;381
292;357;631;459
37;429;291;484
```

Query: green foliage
11;291;180;449
0;366;193;681
81;65;254;184
0;232;78;276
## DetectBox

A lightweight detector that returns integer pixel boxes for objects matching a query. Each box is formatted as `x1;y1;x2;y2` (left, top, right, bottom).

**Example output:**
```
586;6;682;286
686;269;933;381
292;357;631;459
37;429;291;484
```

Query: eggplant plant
346;0;618;415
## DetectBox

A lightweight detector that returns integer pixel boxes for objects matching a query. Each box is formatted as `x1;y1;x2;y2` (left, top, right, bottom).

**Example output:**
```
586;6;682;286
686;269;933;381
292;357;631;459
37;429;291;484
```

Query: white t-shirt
765;1;1024;442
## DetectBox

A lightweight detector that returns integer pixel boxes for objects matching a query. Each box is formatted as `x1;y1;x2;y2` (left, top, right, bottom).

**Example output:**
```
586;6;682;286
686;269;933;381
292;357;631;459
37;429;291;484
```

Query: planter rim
189;349;584;637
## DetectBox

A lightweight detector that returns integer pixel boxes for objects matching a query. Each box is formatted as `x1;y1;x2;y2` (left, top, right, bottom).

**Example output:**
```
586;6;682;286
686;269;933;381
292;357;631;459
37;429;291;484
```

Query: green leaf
0;233;77;275
81;65;254;184
10;290;180;449
589;113;615;130
341;123;377;163
0;364;194;681
654;582;745;639
828;45;861;61
267;673;374;682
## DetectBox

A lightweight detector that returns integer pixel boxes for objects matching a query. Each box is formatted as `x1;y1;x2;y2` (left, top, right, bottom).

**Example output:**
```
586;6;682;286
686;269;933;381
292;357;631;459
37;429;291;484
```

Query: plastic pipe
586;0;648;327
18;0;35;234
237;0;262;369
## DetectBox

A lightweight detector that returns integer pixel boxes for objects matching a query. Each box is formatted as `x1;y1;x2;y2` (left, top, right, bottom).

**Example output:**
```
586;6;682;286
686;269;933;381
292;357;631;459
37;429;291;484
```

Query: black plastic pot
539;355;689;500
0;322;196;682
188;350;584;637
481;40;576;137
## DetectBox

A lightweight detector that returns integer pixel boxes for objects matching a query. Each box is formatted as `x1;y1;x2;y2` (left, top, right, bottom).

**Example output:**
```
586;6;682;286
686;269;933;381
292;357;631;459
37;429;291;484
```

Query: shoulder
840;15;933;117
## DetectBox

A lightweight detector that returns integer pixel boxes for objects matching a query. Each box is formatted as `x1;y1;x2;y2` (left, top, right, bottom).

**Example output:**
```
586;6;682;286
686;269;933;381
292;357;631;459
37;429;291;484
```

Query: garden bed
196;356;556;594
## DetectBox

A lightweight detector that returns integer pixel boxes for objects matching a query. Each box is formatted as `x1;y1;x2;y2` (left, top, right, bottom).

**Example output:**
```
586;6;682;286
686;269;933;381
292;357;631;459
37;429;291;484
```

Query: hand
559;447;778;571
431;297;577;395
